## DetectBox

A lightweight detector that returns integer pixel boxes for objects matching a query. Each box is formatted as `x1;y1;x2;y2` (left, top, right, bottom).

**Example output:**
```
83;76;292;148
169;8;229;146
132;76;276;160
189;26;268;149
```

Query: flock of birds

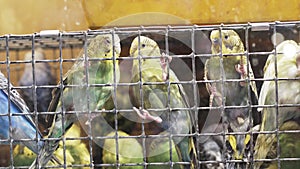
0;29;299;169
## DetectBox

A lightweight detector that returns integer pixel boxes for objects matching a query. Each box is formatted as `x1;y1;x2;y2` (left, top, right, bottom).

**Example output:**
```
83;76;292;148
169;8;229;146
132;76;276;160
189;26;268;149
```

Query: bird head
129;36;161;58
210;30;244;55
87;34;121;59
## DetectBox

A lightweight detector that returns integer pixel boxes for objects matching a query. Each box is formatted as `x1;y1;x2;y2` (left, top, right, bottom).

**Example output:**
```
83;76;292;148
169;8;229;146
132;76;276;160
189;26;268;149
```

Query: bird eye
224;35;229;40
105;38;111;44
141;44;146;48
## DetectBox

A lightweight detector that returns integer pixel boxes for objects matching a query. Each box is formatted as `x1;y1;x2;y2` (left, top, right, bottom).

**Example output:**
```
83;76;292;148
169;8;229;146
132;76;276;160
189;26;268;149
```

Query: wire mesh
0;21;299;169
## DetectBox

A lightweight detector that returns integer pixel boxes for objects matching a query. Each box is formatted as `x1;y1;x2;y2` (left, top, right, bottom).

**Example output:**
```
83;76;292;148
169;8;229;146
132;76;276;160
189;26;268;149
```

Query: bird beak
211;38;222;53
212;38;220;45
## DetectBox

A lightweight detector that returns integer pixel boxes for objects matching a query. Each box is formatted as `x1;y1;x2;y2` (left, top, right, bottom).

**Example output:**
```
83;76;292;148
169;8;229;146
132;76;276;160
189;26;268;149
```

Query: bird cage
0;21;299;169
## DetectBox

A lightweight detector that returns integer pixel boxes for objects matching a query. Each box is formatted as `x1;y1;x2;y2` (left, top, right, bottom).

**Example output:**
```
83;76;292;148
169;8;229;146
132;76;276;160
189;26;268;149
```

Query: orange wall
0;0;299;34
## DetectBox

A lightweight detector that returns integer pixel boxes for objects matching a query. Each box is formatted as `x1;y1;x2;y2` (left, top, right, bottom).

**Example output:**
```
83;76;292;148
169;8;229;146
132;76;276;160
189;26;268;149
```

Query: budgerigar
0;71;44;156
102;130;143;169
129;36;196;168
204;30;259;162
254;40;300;169
30;33;121;168
19;48;56;132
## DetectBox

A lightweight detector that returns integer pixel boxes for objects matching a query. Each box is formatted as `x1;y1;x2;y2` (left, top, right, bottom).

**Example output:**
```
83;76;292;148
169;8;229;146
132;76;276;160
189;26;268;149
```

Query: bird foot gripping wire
207;83;223;107
160;52;172;81
133;107;162;123
235;63;247;87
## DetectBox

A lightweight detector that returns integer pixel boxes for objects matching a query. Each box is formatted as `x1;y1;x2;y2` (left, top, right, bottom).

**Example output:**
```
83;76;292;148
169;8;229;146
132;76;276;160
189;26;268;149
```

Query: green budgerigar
204;29;260;162
102;131;143;169
30;33;121;168
254;40;300;169
129;36;196;168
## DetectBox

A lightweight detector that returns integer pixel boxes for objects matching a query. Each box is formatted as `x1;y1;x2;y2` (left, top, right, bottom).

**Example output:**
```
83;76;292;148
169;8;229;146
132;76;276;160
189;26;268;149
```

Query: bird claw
235;64;247;86
133;107;162;123
208;83;222;106
160;53;172;81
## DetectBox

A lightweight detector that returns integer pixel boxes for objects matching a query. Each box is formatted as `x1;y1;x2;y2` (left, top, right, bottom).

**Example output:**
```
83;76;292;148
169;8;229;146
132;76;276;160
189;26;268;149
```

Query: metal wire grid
0;21;299;168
